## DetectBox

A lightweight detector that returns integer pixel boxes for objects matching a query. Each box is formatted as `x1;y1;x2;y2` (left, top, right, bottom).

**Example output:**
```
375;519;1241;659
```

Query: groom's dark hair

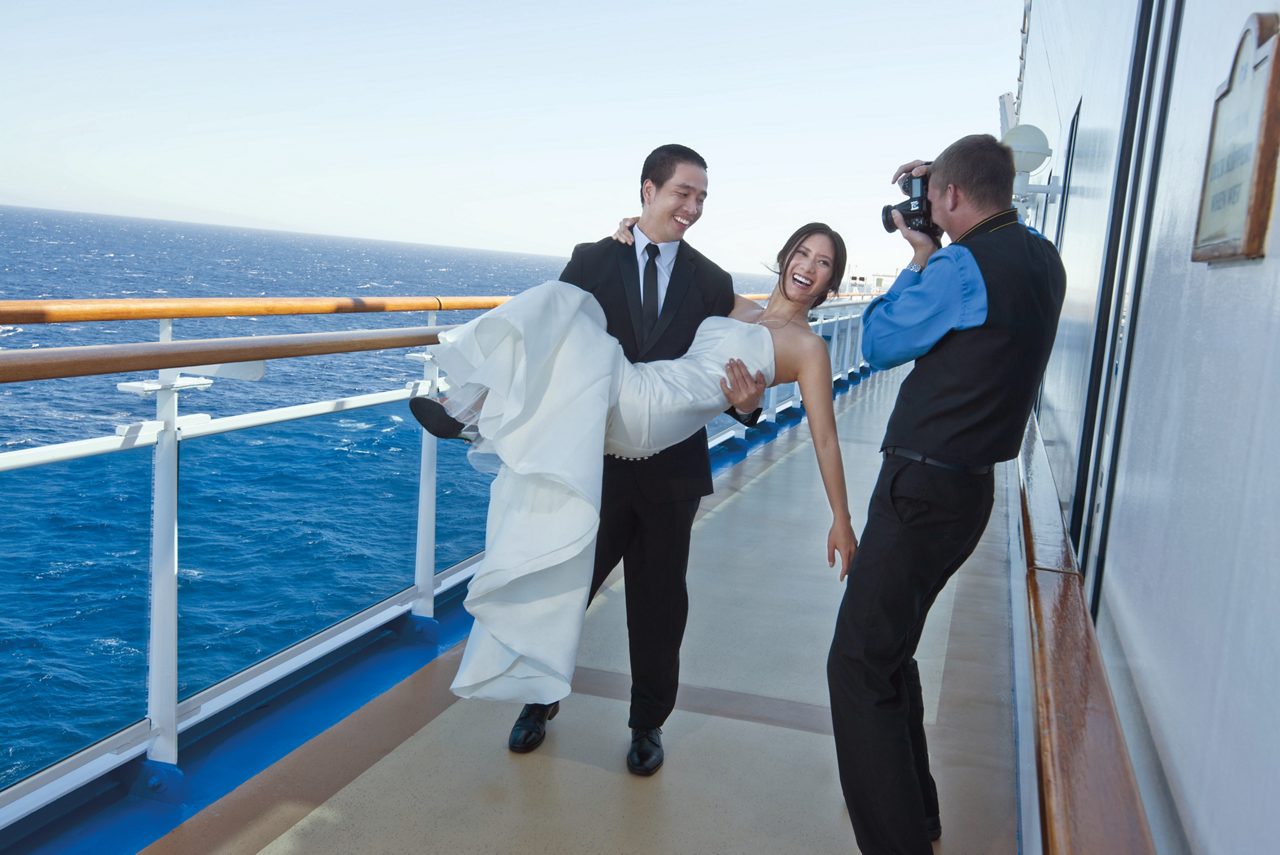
640;144;708;203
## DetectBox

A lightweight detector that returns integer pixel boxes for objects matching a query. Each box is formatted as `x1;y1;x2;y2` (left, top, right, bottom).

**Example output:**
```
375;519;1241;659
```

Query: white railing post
114;323;215;767
839;308;849;371
835;314;846;376
852;312;865;373
407;353;440;618
828;313;842;380
147;320;180;764
840;312;850;374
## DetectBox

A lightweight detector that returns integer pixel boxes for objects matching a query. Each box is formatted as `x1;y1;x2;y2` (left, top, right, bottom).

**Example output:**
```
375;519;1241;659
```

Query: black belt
883;447;993;475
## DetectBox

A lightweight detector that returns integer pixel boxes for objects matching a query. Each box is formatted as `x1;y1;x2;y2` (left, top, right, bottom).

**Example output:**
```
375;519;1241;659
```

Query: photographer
826;134;1066;854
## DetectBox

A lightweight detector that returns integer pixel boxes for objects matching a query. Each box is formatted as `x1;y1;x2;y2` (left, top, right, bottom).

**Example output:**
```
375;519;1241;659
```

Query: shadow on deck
146;367;1018;855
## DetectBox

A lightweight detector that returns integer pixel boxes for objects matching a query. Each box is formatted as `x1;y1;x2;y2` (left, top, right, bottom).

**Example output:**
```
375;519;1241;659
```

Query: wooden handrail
0;291;811;383
0;326;449;384
1017;417;1155;854
0;296;508;324
0;293;783;325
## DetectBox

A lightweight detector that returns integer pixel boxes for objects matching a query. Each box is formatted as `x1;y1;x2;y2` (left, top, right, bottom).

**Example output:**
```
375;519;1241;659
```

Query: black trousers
827;455;994;855
590;463;701;730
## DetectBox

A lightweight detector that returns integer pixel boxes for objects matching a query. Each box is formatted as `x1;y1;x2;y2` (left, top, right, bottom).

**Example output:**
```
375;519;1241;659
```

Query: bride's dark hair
774;223;848;308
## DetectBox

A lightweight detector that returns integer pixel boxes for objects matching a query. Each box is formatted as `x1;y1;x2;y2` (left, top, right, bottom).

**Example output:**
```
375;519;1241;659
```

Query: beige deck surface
147;367;1018;855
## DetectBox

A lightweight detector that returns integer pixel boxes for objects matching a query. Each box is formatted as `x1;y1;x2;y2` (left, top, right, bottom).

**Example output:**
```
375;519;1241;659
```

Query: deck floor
146;367;1018;854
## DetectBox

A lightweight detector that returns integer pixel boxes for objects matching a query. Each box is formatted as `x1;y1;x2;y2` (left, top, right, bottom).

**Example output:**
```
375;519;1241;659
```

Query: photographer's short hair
640;144;708;204
931;134;1015;213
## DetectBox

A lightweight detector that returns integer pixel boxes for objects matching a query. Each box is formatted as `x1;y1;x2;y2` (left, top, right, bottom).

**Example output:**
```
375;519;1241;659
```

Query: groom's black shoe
508;702;559;753
626;727;664;776
409;397;475;442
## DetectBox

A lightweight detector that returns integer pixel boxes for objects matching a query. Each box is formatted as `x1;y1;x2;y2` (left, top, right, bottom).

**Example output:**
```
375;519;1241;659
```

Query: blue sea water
0;206;777;793
0;206;572;792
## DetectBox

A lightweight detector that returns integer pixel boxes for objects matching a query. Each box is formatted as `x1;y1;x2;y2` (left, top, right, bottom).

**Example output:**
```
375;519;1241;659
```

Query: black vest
881;209;1066;466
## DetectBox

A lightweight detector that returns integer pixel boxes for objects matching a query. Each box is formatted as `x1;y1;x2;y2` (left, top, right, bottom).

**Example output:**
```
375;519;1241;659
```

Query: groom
507;143;763;775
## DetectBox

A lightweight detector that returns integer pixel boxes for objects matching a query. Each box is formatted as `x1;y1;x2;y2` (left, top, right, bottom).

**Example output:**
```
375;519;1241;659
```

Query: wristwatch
906;261;924;273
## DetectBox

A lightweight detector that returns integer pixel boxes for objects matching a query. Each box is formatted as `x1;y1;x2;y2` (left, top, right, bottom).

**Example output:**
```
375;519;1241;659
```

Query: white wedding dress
432;280;775;703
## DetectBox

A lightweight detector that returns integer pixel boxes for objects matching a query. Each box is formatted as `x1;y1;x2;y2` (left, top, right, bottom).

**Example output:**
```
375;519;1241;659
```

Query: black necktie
642;243;660;338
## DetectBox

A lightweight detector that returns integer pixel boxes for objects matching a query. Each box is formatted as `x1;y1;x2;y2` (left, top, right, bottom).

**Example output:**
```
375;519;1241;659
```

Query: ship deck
143;366;1020;855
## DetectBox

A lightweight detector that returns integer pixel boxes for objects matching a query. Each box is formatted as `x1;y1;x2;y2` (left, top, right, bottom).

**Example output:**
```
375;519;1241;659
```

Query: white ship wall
1019;1;1141;512
1021;0;1280;852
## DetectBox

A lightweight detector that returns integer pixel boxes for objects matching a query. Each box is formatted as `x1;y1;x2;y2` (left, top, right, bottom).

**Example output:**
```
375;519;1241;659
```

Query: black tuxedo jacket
560;235;735;502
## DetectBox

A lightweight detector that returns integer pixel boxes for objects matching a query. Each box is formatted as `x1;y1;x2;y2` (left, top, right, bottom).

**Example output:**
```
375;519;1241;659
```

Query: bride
413;222;857;703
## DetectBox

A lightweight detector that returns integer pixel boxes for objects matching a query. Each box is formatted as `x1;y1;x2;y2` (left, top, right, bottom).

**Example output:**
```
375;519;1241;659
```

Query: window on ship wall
1038;171;1053;233
1053;100;1082;248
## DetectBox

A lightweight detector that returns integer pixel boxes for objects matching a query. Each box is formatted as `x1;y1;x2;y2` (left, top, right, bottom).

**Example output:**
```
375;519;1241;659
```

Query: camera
881;172;942;239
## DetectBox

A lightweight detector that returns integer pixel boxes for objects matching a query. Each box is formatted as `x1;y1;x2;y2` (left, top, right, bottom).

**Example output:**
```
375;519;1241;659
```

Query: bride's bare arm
729;294;763;321
610;217;640;244
795;336;858;578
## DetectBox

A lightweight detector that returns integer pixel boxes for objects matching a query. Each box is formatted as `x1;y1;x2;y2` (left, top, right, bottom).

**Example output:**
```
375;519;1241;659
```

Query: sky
2;1;1027;279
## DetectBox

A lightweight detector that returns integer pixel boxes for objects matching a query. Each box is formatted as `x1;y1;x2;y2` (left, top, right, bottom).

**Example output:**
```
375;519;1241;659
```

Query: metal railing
0;293;871;831
1015;415;1156;854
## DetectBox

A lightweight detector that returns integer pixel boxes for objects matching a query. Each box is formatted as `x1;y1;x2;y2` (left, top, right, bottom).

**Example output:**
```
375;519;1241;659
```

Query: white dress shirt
632;227;678;316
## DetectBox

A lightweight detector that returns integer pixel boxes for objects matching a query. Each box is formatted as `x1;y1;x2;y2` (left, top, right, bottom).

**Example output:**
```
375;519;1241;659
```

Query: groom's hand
721;358;765;414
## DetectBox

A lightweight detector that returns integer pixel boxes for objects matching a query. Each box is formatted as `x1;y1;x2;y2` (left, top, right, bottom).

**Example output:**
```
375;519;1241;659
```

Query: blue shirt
861;244;989;370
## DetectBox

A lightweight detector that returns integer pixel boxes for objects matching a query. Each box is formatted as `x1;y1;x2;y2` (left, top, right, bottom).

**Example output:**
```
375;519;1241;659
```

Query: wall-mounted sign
1193;13;1280;261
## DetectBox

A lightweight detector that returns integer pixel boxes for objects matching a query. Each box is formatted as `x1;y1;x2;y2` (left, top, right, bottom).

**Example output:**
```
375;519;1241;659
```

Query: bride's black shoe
409;397;476;442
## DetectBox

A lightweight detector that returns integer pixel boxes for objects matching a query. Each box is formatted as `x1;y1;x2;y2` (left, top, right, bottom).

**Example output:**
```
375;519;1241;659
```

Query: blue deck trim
709;366;871;472
6;598;473;855
4;367;872;854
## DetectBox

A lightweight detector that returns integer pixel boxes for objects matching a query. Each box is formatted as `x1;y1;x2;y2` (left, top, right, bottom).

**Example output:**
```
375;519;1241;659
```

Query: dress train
434;282;622;703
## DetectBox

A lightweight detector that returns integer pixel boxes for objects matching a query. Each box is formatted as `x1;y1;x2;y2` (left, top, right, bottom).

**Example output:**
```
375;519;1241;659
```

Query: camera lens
881;204;898;233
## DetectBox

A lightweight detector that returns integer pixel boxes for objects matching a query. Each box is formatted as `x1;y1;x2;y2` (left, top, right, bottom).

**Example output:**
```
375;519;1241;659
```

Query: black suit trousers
826;455;994;855
589;460;700;730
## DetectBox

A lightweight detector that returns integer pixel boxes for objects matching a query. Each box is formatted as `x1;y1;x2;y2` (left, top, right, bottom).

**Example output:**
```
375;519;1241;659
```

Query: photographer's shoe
409;397;477;443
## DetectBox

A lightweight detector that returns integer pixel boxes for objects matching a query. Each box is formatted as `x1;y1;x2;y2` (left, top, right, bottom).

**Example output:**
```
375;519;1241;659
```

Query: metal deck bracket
405;352;448;396
126;759;187;805
115;420;165;440
116;376;215;397
178;361;266;381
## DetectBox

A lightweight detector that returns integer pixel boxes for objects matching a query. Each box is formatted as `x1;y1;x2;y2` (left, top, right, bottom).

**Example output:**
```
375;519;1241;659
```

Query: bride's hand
828;517;858;581
611;217;639;244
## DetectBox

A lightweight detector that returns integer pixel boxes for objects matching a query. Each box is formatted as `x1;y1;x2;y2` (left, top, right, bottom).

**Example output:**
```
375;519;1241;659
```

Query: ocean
0;206;776;792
